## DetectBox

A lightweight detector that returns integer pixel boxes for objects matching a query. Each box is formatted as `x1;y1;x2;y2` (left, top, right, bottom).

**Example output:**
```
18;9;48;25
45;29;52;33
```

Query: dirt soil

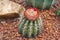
0;0;60;40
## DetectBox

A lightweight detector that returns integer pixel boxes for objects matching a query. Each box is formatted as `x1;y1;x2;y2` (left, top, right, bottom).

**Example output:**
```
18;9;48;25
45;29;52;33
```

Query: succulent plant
56;8;60;16
27;0;56;10
0;0;25;18
18;8;42;38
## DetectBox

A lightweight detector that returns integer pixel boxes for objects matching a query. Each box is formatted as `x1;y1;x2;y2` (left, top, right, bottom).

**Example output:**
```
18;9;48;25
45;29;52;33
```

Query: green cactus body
18;14;42;38
27;0;56;9
18;8;42;38
56;8;60;16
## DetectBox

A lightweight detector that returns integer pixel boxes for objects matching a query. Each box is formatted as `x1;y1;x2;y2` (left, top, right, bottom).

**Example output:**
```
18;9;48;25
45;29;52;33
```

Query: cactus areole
18;8;42;38
24;8;39;21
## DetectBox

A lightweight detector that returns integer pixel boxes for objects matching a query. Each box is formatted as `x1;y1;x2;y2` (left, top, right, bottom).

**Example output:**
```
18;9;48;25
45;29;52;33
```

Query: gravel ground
0;0;60;40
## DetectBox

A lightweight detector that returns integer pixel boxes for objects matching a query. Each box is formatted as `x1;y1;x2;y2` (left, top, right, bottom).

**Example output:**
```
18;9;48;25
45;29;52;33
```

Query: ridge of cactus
27;0;56;10
52;0;56;5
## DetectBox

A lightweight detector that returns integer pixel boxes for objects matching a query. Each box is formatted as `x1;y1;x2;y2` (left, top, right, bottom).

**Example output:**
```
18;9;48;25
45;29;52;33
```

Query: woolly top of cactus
24;8;39;21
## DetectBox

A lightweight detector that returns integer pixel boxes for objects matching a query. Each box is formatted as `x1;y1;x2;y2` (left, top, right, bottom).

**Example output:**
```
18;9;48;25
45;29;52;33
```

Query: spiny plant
56;8;60;16
27;0;56;10
18;8;42;38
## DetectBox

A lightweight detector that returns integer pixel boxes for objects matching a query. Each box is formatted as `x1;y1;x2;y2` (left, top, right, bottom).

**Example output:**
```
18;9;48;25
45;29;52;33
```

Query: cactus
0;0;25;18
27;0;56;9
56;8;60;16
18;8;42;38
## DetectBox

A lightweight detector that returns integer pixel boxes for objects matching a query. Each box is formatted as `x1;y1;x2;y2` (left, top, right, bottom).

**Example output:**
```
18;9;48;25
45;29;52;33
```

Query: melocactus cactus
27;0;56;10
18;8;42;37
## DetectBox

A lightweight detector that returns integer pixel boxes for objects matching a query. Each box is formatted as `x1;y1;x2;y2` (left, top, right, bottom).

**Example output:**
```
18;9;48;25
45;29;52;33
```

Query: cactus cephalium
27;0;56;9
18;8;42;38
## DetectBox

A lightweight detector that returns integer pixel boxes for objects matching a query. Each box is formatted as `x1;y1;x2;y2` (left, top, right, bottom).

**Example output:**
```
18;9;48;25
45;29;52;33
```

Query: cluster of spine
28;0;56;9
18;14;42;38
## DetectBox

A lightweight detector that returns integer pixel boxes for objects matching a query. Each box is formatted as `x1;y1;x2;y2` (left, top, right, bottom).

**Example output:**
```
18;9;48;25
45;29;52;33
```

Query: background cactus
27;0;56;9
56;8;60;16
18;8;42;37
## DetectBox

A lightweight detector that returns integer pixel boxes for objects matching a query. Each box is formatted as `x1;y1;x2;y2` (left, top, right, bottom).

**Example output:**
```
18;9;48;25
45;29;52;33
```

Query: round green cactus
27;0;56;9
18;8;42;38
